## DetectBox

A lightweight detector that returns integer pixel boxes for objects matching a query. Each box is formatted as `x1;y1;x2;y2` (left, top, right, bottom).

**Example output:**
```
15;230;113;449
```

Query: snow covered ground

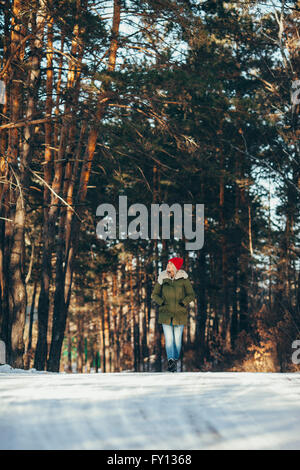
1;365;300;450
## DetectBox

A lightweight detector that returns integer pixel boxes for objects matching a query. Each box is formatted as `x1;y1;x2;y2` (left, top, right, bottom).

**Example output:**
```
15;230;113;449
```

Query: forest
0;0;299;373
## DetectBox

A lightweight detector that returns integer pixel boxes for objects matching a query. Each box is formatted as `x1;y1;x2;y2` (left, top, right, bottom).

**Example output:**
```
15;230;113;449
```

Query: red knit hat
168;257;183;271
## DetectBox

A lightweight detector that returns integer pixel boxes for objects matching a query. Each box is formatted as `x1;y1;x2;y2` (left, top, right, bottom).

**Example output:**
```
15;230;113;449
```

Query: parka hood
157;269;189;285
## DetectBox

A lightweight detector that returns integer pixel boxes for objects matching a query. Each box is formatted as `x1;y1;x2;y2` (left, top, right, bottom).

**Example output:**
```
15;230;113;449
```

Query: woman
151;257;196;372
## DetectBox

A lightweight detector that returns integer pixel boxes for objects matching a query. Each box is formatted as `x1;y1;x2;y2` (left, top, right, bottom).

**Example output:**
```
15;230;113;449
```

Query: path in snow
1;368;300;450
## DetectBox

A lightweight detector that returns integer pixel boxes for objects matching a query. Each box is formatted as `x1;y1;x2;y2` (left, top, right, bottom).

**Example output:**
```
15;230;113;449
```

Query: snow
0;364;48;374
1;365;300;450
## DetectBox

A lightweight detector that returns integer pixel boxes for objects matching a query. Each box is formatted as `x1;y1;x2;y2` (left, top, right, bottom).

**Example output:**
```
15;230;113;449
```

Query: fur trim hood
157;269;188;285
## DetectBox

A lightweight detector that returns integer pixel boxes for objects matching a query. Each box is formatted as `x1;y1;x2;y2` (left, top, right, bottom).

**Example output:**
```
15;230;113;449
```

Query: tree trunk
194;245;207;367
239;186;249;334
34;5;54;370
24;279;38;369
219;148;231;351
47;0;121;373
66;318;73;373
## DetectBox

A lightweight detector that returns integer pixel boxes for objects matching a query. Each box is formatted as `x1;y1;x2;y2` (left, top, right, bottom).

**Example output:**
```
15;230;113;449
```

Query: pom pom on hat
168;257;184;271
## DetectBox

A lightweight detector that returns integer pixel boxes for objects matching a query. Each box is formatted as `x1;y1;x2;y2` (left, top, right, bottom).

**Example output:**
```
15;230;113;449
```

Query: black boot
167;358;177;372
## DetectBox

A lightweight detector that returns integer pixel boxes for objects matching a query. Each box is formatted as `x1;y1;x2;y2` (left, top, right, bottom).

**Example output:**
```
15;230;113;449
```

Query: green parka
151;269;196;325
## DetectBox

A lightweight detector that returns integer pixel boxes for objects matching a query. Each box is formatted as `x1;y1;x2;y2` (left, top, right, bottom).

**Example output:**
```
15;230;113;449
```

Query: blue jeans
162;319;184;360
